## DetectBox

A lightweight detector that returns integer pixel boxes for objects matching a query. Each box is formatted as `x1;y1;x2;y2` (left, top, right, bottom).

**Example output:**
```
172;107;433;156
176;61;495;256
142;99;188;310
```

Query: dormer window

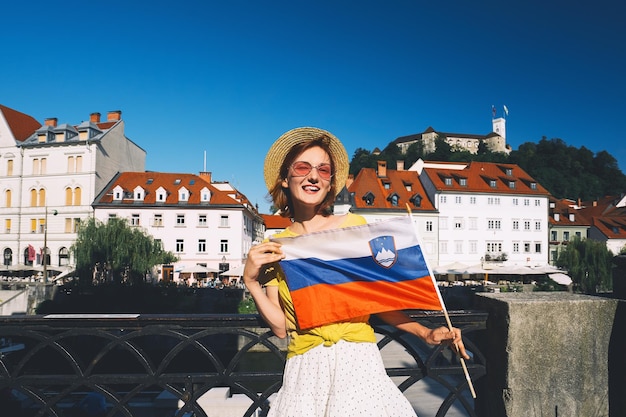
444;177;453;186
403;181;412;192
509;181;516;189
382;180;391;190
156;186;167;203
505;168;513;176
200;187;211;203
178;186;189;202
554;213;560;221
489;180;497;188
459;178;467;186
113;185;124;201
411;193;423;207
134;186;145;201
387;193;400;206
530;182;537;190
362;192;375;206
569;213;575;222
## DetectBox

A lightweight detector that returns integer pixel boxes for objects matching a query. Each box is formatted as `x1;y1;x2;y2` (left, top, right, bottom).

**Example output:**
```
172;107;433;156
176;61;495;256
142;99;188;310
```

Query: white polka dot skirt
267;340;418;417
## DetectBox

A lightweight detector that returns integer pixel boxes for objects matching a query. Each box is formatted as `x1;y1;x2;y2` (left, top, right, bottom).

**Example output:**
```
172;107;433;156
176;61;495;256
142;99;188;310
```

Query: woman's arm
243;242;288;338
376;310;470;359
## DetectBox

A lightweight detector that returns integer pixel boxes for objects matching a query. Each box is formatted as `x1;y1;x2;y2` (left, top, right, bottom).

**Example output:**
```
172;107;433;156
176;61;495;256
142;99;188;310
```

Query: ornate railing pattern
0;311;486;417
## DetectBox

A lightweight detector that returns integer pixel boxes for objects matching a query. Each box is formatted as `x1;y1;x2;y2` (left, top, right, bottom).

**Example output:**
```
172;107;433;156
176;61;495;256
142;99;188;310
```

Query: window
513;242;520;253
5;219;11;233
524;199;530;206
220;215;229;227
198;239;206;253
459;178;467;186
470;196;476;204
512;198;519;206
425;221;433;232
5;190;11;207
535;243;542;253
67;156;75;173
454;218;463;230
535;221;541;231
176;239;184;252
469;241;477;254
30;189;37;207
512;220;520;230
454;241;463;254
444;177;452;186
66;188;73;206
530;182;537;190
535;199;541;207
486;242;502;253
508;181;516;189
439;241;448;254
440;196;447;204
487;219;501;230
154;214;163;227
551;230;557;241
7;159;13;176
524;242;531;253
220;239;229;253
575;231;582;238
489;180;497;188
563;231;570;241
130;214;140;226
455;196;462;204
176;214;185;225
505;168;513;176
524;221;531;231
469;217;478;230
439;217;448;230
64;218;81;233
74;187;81;206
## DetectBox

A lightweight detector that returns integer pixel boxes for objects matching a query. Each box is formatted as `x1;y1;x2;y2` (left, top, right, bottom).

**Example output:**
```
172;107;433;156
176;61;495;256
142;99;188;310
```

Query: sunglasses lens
292;162;312;176
317;164;332;179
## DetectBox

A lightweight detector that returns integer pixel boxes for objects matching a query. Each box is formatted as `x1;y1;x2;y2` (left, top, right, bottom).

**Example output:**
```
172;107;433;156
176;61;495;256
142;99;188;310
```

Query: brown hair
268;135;337;218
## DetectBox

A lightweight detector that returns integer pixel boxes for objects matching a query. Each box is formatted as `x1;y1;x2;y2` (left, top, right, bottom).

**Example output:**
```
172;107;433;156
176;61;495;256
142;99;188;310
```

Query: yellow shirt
265;213;377;358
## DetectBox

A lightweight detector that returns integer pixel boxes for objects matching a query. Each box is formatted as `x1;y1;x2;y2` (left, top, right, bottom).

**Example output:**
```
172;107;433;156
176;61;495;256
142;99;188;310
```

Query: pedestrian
244;127;469;416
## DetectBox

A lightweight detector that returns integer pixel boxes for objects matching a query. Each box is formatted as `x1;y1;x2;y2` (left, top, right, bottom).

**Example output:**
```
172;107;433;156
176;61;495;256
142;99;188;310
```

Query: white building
92;171;264;283
1;107;145;273
414;159;551;268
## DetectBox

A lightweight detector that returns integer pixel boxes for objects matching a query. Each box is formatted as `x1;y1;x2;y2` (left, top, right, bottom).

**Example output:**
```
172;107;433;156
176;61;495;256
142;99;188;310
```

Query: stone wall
473;292;621;417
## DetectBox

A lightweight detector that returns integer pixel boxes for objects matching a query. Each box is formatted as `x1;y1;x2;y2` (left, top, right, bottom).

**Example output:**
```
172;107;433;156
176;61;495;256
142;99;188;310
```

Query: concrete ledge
474;293;620;417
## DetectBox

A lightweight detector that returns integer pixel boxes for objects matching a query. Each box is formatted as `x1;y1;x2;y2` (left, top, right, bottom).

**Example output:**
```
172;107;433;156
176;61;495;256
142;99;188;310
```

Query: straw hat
264;127;349;196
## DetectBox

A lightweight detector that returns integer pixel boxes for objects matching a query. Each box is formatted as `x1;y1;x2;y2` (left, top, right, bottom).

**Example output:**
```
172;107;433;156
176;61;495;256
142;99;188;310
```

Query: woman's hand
424;326;470;360
243;241;284;288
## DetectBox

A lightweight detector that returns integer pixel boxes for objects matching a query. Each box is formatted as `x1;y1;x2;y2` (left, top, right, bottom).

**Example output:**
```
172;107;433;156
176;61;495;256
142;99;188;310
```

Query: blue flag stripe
281;244;429;291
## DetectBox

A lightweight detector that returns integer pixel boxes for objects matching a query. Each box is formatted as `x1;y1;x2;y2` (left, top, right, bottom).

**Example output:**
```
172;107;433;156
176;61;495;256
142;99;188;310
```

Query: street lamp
42;208;58;283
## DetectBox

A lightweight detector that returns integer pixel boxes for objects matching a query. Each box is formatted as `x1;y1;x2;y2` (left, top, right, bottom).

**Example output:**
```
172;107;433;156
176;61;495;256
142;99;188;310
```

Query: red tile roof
548;197;590;226
423;161;550;196
0;104;41;141
95;172;251;206
348;167;436;211
261;214;292;229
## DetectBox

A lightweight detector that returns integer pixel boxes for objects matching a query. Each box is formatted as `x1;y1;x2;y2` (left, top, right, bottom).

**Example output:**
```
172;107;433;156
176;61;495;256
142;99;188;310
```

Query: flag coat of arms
271;216;443;330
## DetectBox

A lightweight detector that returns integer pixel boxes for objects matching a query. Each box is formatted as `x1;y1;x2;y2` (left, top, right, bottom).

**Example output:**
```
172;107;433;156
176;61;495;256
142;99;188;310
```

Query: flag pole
405;204;476;398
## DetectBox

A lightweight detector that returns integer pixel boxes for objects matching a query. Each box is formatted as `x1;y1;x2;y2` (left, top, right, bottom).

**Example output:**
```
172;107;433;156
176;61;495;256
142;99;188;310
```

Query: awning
549;273;573;286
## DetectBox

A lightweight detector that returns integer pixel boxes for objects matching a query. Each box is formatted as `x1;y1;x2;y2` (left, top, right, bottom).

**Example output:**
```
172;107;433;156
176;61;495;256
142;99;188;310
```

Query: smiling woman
242;127;469;417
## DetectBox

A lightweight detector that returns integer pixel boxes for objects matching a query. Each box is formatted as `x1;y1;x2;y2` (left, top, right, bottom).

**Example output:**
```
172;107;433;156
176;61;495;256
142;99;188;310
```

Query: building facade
92;171;263;283
1;107;145;272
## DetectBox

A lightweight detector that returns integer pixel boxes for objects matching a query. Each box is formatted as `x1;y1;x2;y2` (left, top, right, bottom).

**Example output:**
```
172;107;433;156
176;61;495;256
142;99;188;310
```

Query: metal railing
0;311;486;417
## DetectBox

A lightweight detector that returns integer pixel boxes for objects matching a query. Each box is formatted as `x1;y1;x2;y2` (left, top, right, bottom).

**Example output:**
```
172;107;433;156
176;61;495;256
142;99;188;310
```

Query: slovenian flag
271;216;444;330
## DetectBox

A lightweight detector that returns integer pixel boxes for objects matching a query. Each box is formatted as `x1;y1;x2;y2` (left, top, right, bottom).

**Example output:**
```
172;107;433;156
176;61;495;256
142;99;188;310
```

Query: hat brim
264;127;349;197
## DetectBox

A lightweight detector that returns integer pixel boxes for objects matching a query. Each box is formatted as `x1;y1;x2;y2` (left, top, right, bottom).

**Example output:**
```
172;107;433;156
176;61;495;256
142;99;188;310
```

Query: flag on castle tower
491;105;496;118
271;216;443;329
503;105;509;116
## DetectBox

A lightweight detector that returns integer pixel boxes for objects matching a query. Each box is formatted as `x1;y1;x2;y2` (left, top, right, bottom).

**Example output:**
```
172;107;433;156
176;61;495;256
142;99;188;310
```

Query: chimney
107;110;122;121
397;160;405;171
90;112;101;123
377;160;387;178
44;118;58;127
199;171;212;183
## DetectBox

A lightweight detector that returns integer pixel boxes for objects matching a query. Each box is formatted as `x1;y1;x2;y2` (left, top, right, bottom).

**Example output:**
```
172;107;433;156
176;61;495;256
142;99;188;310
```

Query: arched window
65;187;73;206
30;189;37;206
38;188;46;207
5;189;11;208
3;248;12;266
74;187;82;206
59;247;70;266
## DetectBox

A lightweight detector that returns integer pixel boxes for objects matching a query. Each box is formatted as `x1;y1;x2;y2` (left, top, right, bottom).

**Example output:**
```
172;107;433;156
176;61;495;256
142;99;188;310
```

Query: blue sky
2;1;624;213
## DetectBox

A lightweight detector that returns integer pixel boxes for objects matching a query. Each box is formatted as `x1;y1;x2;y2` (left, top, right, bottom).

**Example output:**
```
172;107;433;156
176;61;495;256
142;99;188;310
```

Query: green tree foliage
349;133;626;201
556;237;613;294
71;217;178;285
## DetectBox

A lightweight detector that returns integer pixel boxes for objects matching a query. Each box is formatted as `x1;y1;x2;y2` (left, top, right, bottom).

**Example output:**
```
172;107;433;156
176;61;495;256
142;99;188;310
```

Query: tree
71;217;178;285
556;237;613;294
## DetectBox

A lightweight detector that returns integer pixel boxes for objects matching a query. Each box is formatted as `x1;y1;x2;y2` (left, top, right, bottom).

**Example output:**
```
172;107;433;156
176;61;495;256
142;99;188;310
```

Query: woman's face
281;146;332;210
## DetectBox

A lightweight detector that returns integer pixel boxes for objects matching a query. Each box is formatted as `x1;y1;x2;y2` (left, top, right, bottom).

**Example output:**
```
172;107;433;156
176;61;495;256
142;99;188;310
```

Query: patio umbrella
220;264;245;277
432;262;468;275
